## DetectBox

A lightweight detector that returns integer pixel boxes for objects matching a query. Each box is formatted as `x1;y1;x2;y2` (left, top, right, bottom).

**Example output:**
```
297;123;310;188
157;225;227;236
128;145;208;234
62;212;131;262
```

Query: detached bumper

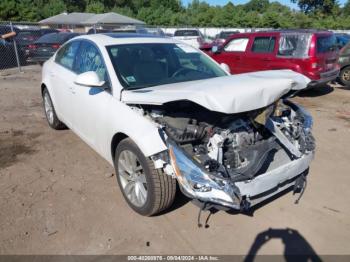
168;139;314;210
236;152;314;207
308;68;339;87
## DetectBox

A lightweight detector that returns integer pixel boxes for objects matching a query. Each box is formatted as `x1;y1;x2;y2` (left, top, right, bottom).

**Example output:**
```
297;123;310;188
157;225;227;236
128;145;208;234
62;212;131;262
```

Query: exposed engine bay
137;100;315;183
128;98;315;210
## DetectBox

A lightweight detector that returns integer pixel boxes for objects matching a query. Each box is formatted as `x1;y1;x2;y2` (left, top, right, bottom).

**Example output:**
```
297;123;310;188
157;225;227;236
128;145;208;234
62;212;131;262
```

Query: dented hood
121;70;310;114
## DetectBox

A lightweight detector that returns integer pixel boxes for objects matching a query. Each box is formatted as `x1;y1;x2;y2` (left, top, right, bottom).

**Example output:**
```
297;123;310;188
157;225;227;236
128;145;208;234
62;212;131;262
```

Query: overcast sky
181;0;347;10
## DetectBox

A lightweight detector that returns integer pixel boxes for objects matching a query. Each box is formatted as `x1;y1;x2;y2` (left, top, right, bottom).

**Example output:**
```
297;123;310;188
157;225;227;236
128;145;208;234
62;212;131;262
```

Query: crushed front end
144;99;315;210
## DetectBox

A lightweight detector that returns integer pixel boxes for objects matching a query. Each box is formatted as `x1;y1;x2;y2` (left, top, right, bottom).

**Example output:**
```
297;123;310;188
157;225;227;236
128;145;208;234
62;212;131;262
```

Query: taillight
28;44;37;49
52;44;60;49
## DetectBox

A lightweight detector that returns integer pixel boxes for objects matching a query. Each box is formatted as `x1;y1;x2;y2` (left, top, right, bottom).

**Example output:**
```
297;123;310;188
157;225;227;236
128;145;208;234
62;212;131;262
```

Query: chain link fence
0;21;52;75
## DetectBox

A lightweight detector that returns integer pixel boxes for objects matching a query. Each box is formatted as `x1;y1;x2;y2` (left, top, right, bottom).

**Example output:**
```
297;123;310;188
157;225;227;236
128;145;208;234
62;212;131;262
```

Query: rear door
245;35;277;72
211;36;250;74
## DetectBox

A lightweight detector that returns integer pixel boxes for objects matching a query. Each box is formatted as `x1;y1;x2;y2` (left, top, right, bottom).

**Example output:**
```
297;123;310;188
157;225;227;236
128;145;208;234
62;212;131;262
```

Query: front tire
42;88;66;130
339;66;350;88
114;138;176;216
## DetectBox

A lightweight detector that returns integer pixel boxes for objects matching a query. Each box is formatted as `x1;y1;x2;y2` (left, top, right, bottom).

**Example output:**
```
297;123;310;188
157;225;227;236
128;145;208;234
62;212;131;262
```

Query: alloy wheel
118;150;148;207
44;92;54;125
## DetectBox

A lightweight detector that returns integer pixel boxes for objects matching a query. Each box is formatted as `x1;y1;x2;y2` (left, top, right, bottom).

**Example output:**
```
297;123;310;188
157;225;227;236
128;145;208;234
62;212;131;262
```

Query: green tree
64;0;86;12
343;0;350;15
111;6;135;17
0;0;18;20
42;0;67;18
244;0;269;12
291;0;339;14
86;1;105;13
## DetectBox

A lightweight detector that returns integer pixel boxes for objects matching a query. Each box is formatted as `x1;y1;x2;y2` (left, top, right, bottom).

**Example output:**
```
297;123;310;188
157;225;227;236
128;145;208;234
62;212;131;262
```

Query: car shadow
297;84;334;97
243;228;322;262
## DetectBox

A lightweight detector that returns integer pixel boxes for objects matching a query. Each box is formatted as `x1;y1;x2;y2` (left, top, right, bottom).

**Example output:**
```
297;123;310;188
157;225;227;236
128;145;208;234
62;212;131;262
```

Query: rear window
278;33;312;58
174;30;200;37
17;31;41;38
252;37;276;53
316;35;336;53
219;31;237;39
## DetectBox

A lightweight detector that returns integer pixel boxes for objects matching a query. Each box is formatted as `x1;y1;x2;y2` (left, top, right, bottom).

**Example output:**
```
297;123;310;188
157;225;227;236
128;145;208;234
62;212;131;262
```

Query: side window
252;37;276;53
55;41;80;70
74;41;107;82
224;38;249;52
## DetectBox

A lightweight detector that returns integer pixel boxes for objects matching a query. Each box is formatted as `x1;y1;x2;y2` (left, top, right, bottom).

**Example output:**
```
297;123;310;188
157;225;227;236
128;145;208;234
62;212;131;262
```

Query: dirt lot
1;65;350;256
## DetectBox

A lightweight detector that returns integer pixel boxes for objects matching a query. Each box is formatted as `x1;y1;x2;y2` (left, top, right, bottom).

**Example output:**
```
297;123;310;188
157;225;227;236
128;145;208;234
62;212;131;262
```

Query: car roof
226;29;333;40
73;33;180;46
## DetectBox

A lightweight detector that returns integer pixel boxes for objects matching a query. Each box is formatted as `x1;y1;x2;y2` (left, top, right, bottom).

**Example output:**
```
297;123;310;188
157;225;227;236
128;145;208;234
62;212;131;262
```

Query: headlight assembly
167;140;241;209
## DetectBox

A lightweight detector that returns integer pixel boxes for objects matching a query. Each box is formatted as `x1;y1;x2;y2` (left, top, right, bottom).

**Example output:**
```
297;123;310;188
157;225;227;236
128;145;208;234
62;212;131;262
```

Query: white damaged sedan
41;33;315;216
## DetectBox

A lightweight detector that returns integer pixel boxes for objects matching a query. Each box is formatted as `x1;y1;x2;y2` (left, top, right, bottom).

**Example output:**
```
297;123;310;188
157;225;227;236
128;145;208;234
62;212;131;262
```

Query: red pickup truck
208;30;339;86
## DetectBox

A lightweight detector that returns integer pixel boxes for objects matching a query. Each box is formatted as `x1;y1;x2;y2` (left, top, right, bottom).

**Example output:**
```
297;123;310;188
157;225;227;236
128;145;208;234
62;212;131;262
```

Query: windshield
278;33;312;58
107;43;226;89
316;35;337;53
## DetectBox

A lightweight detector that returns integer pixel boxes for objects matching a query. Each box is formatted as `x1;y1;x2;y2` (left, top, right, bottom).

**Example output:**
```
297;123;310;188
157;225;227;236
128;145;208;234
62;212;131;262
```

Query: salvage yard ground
1;65;350;255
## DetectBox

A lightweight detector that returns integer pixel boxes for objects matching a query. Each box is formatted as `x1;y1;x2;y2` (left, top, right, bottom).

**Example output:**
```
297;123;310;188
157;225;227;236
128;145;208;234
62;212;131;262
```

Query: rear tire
42;88;66;130
114;138;176;216
339;66;350;88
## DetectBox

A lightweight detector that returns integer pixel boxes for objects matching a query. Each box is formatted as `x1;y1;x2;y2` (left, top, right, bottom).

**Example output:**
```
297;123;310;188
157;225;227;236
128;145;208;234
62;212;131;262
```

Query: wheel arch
340;64;350;71
41;83;47;95
111;132;129;161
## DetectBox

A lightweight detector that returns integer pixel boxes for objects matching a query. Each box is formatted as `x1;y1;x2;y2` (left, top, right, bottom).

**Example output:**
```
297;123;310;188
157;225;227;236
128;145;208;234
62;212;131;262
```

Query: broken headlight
167;140;241;209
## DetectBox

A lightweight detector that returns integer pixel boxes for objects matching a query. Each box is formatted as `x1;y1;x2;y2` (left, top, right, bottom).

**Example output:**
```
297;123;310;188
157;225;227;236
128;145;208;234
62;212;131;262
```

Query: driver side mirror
74;71;105;88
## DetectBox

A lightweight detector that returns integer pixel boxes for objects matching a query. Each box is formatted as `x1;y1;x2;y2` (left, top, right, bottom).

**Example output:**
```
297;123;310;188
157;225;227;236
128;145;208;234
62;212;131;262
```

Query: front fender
104;101;168;164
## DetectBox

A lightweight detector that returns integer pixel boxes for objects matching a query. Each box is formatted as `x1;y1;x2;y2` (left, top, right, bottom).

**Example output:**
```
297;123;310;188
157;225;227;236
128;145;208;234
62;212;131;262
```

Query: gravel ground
0;65;350;256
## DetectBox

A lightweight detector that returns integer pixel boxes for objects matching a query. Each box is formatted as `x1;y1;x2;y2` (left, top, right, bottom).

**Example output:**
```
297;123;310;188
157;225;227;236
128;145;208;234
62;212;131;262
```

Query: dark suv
208;30;340;87
337;42;350;87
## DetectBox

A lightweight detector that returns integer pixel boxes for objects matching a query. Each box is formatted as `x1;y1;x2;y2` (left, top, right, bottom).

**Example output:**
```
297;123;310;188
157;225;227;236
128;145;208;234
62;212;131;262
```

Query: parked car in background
200;30;240;51
41;33;314;216
143;27;165;36
209;30;340;87
334;33;350;49
337;41;350;87
16;29;59;60
27;32;79;64
214;30;240;46
0;38;25;69
173;29;207;48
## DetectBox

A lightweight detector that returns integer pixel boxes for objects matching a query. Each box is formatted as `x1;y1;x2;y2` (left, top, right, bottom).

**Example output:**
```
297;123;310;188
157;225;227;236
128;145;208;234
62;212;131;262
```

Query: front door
70;40;113;154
